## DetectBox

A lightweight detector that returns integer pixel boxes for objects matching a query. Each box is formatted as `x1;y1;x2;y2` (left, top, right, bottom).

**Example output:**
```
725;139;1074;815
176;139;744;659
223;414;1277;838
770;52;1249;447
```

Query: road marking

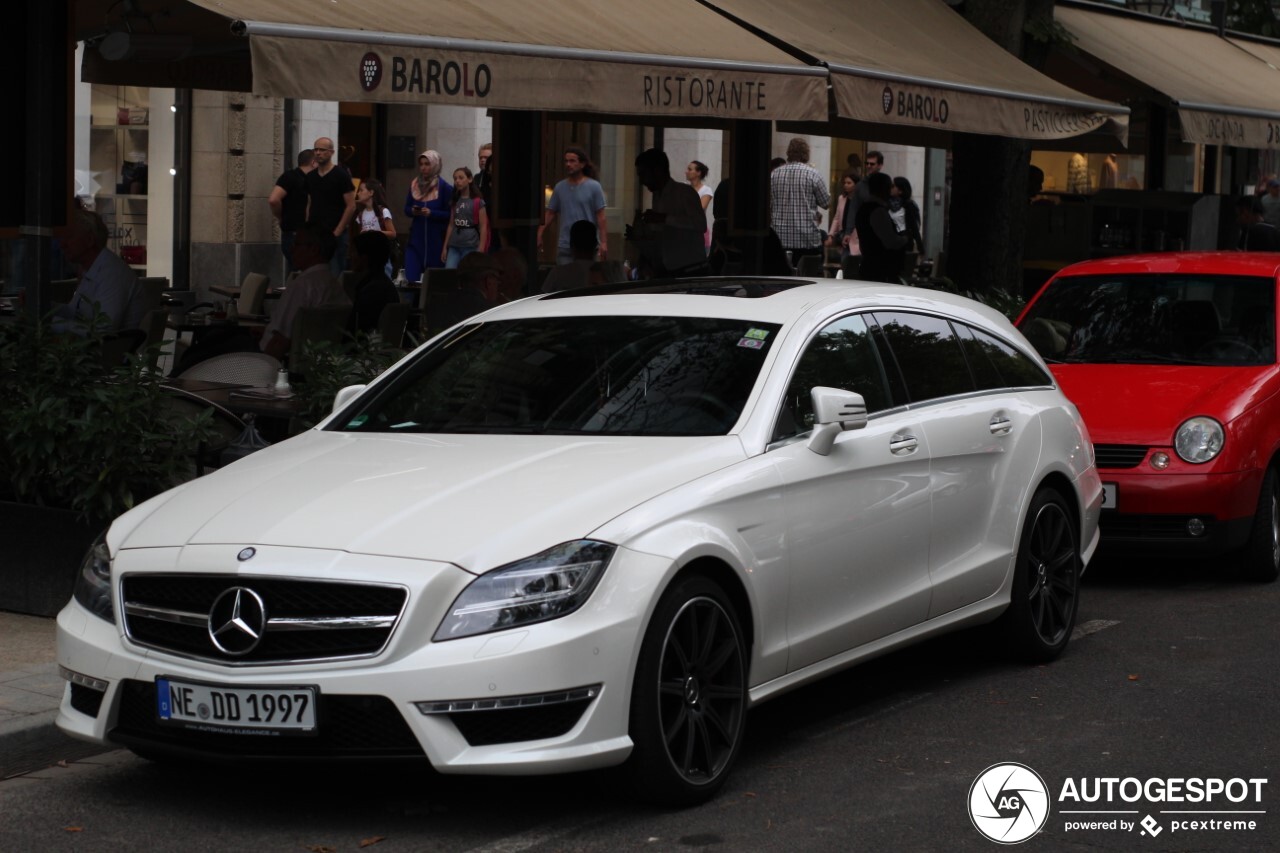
1072;619;1121;640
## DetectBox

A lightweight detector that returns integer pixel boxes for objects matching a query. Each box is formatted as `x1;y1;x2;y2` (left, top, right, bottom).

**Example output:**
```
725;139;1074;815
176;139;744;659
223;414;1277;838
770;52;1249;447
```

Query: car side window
959;323;1053;388
953;323;1006;390
871;312;975;403
773;313;893;442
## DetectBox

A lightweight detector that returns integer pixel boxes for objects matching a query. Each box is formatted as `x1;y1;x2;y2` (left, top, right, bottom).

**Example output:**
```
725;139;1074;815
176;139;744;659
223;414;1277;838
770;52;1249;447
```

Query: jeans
445;246;477;269
328;232;349;276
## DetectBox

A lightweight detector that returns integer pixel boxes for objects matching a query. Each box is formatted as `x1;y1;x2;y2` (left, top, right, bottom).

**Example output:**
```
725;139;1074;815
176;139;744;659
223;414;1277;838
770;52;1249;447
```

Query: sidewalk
0;610;105;778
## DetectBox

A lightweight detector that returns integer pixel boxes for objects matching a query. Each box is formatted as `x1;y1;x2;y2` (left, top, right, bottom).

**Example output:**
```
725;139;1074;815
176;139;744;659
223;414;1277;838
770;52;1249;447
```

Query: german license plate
156;677;318;735
1101;482;1117;509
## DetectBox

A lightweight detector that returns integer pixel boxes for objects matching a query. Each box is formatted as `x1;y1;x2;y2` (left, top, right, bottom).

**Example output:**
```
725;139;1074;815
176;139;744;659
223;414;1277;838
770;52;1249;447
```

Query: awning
176;0;828;123
1057;5;1280;149
703;0;1129;143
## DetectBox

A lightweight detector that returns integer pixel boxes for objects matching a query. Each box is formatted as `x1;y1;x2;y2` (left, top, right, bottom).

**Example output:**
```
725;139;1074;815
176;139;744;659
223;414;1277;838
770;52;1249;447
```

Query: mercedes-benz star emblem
208;587;267;656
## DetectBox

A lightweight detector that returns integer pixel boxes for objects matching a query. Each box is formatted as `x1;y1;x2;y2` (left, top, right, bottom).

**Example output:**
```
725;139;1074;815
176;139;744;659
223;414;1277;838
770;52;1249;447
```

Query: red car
1017;252;1280;581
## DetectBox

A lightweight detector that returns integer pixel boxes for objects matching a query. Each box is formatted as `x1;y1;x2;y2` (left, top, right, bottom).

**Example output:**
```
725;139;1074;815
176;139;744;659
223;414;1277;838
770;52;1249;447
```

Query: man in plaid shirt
770;137;830;267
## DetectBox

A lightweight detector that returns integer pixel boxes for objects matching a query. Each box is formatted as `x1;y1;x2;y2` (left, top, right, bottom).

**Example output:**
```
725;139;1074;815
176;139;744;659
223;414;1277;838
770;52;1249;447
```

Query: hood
115;431;745;573
1049;364;1277;444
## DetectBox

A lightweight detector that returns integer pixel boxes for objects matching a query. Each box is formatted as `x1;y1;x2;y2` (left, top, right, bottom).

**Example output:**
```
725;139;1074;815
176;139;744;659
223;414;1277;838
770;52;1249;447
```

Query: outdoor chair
157;386;247;476
797;253;825;279
376;302;411;349
178;351;282;388
236;273;271;319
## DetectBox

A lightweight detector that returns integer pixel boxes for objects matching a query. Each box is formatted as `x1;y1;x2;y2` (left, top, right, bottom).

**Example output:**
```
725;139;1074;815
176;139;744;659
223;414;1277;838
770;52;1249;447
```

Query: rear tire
628;576;747;807
1001;488;1080;663
1242;465;1280;583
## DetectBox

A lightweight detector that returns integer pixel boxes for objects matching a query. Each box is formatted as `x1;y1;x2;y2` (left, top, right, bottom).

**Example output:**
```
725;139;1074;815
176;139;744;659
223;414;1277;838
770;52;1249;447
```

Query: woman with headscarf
403;150;453;283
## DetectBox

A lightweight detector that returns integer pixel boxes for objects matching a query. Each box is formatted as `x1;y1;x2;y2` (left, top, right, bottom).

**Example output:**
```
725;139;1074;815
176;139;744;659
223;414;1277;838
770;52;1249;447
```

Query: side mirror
331;384;367;415
807;387;867;456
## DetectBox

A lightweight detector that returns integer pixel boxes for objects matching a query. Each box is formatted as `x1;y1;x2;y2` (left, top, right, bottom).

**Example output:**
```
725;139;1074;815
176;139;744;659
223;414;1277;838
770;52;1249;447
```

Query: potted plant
0;316;218;615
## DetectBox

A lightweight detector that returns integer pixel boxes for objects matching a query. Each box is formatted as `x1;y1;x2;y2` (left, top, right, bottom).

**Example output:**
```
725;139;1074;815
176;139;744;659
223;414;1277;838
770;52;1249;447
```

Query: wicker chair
177;351;282;388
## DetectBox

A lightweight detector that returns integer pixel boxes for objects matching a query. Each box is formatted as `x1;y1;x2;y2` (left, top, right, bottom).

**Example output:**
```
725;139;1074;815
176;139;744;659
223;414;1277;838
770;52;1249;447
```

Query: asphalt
0;610;110;779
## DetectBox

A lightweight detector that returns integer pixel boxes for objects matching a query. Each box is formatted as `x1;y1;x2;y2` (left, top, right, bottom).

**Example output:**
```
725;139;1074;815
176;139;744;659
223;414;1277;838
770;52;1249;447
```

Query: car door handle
889;433;918;455
989;416;1013;436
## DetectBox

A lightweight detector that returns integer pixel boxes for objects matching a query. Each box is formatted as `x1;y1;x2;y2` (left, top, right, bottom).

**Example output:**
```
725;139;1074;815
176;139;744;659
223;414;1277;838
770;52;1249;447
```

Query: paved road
1;552;1275;851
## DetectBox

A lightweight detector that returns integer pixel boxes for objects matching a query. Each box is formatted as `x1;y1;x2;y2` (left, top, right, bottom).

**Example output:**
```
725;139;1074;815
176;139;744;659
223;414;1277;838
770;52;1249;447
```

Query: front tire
1241;465;1280;582
628;576;747;807
1001;488;1080;662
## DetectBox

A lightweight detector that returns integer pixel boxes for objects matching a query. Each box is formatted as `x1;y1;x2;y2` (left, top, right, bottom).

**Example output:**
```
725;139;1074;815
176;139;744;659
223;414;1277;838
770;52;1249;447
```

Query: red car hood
1048;364;1276;444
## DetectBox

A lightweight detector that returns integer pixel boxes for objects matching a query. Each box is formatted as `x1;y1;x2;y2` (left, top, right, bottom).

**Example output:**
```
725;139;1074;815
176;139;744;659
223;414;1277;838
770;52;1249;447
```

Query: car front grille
1094;444;1149;469
120;575;407;665
110;680;424;758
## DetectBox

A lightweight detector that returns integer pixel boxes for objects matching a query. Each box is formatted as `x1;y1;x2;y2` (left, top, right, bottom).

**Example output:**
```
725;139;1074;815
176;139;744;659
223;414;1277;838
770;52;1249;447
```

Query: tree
947;0;1057;298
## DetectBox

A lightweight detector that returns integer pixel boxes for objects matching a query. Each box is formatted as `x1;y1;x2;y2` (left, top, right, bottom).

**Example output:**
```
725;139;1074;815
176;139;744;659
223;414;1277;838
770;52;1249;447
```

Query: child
354;179;396;276
441;167;490;269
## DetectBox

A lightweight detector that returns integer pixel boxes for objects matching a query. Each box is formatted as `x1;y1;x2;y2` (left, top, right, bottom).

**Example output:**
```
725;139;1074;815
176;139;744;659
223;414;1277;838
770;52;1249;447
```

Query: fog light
1187;518;1206;537
1150;452;1171;470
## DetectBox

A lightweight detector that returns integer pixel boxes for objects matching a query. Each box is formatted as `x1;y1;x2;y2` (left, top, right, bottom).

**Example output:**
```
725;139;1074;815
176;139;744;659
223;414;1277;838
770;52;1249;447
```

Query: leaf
64;826;84;833
359;837;387;848
1127;674;1140;681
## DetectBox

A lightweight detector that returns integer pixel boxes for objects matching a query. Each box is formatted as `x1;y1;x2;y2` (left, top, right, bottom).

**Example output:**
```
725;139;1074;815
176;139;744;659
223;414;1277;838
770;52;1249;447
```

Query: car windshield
1020;273;1276;366
333;315;781;436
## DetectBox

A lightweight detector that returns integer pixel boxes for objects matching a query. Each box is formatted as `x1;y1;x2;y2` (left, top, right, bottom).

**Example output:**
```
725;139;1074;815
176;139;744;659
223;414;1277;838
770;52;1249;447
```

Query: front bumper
56;544;671;774
1095;464;1261;552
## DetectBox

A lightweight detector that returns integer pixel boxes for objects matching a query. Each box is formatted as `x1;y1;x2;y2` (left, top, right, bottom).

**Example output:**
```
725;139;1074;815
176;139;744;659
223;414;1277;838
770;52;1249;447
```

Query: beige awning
1057;5;1280;149
704;0;1128;143
179;0;827;123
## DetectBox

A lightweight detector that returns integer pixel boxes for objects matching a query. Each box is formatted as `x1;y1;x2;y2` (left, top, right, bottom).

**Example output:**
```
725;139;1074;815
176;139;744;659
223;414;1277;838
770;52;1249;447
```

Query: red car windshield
1020;273;1275;366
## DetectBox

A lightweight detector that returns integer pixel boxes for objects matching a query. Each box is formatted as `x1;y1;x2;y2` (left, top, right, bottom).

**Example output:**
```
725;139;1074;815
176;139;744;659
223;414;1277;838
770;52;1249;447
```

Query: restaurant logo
969;763;1050;844
390;57;492;98
882;85;894;115
360;52;384;93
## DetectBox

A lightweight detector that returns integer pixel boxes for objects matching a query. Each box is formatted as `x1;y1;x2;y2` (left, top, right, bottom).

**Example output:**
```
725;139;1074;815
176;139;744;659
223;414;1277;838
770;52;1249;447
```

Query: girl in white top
354;179;395;238
686;161;714;252
353;180;395;274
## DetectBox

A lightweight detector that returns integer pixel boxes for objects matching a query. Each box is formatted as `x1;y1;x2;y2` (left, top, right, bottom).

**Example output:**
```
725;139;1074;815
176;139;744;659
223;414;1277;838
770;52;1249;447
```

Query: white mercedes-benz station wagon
57;279;1101;805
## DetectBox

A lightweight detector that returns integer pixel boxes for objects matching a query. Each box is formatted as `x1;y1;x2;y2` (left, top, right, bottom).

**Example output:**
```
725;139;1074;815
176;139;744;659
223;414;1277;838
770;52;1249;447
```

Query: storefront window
1031;151;1146;194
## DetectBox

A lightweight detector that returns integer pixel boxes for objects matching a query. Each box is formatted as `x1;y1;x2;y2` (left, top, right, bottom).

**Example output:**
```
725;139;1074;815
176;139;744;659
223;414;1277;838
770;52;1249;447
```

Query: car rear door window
955;323;1052;389
871;312;975;403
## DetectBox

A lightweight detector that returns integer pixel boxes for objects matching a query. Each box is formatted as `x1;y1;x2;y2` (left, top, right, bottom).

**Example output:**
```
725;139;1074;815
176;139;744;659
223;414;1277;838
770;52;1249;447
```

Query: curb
0;709;111;780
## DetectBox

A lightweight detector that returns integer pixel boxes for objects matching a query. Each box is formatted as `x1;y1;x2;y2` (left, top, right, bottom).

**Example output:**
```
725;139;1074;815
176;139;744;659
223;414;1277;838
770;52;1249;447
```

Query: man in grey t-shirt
537;147;608;265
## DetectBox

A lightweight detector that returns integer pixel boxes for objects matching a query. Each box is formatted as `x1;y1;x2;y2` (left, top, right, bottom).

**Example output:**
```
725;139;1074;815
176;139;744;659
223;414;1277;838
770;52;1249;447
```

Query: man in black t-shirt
268;148;315;272
305;137;356;274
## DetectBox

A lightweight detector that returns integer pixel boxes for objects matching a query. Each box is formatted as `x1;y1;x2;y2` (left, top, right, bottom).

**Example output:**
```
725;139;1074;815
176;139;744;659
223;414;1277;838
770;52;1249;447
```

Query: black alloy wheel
1003;488;1080;662
629;576;747;806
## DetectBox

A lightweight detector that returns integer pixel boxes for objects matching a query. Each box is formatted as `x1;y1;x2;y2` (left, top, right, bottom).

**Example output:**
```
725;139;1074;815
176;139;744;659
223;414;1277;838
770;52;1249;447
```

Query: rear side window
956;323;1052;389
872;312;974;403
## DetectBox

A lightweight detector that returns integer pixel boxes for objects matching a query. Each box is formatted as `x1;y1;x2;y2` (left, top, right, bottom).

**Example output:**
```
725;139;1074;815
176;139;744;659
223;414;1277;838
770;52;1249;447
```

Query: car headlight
434;541;615;641
1174;417;1224;464
72;533;114;623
